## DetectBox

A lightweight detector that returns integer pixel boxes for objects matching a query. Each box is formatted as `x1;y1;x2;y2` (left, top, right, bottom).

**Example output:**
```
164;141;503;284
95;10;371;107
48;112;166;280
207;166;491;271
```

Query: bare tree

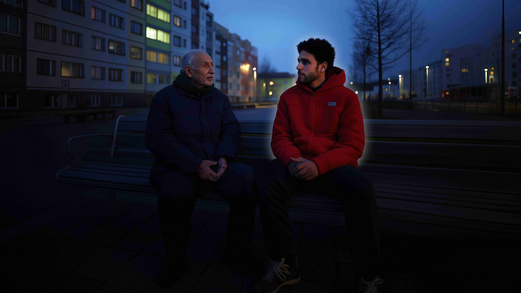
351;22;377;102
406;0;427;103
352;0;423;116
260;55;277;74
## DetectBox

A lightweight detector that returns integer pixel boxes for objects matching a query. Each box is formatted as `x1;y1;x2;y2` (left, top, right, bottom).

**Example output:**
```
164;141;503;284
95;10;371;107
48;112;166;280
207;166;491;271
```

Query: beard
298;67;319;85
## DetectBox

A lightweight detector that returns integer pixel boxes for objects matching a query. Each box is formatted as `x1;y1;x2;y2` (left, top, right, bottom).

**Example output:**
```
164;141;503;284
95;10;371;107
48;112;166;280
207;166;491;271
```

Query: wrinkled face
296;50;320;85
186;52;215;87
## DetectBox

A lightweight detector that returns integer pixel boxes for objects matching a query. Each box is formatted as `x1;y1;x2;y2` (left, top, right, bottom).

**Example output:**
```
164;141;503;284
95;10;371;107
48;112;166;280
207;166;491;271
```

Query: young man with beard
145;50;256;288
254;39;383;293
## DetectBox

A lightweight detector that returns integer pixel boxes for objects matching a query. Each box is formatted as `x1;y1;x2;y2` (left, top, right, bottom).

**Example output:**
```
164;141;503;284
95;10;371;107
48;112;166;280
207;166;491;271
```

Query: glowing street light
398;75;403;97
426;66;430;98
484;68;488;84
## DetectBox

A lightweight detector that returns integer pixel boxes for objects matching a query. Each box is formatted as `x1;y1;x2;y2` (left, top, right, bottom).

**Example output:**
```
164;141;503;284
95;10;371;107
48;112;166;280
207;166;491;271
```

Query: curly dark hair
297;38;335;74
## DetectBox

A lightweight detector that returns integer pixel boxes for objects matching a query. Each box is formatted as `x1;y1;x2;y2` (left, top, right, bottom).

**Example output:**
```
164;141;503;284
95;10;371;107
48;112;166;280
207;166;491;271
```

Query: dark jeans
151;162;256;263
256;159;381;278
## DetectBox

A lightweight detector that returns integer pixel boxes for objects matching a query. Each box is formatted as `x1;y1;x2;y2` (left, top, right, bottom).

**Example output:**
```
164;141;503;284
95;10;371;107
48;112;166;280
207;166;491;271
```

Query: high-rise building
0;0;24;111
214;21;257;103
0;0;257;115
25;0;146;111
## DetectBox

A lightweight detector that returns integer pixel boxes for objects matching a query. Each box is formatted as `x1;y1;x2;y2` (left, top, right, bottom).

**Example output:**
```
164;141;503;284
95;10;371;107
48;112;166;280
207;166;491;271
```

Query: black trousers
151;162;256;263
256;159;381;278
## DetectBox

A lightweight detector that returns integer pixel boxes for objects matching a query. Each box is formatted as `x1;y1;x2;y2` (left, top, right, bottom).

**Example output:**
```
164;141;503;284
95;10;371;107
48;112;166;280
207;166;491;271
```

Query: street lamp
426;66;429;99
387;77;391;97
253;67;257;102
484;68;488;84
398;75;403;98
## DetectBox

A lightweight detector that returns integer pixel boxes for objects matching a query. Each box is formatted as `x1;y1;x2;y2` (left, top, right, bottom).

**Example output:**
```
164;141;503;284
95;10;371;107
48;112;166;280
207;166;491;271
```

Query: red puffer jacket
271;67;365;175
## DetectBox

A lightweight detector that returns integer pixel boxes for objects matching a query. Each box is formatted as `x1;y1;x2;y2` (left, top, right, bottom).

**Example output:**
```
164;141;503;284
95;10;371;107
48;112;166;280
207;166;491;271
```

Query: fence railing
412;100;521;116
363;100;521;117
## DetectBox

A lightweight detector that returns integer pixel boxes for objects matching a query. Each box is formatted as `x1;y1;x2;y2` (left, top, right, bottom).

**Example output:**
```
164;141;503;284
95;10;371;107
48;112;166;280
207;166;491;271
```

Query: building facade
257;72;296;102
0;0;257;115
214;21;258;103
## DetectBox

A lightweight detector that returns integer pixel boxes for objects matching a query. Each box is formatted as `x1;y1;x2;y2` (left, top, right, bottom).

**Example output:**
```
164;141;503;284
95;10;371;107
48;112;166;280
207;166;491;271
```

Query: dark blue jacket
145;78;240;179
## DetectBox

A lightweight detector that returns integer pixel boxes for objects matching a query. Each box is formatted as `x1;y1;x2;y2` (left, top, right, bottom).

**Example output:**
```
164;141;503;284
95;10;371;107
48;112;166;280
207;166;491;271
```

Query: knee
151;172;196;201
329;166;375;197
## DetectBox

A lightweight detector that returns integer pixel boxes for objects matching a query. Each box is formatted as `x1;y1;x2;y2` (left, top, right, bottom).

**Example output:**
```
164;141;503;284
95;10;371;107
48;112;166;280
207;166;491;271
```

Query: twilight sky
208;0;521;80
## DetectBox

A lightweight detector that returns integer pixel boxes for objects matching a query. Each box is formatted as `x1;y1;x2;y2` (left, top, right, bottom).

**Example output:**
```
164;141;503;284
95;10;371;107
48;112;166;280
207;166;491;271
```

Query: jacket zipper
309;93;315;154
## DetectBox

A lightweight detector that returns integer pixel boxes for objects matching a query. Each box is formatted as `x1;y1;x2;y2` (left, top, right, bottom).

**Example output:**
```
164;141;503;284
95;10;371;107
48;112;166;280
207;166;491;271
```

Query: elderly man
145;50;255;288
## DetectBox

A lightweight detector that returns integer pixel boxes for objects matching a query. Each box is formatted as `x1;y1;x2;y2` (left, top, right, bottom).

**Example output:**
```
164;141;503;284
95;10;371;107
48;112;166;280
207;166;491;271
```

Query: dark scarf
173;71;214;96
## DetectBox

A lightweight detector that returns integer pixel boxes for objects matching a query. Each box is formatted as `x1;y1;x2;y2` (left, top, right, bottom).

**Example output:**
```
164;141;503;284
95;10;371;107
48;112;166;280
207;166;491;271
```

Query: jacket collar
173;71;215;98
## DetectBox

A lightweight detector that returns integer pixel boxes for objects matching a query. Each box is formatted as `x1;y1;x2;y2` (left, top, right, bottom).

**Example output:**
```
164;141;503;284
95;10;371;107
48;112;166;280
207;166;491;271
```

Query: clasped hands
288;157;319;181
197;157;227;182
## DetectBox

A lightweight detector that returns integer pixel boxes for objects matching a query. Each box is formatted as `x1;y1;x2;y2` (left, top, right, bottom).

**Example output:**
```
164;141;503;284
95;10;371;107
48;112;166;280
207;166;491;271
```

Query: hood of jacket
172;71;215;99
295;66;345;93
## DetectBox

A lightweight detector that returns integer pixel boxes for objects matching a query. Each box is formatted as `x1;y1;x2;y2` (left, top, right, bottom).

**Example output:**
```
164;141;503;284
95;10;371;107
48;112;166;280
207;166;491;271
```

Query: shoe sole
269;276;302;293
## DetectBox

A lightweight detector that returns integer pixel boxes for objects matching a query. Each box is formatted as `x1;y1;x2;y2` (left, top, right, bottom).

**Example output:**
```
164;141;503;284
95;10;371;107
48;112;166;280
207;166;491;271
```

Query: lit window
146;4;170;23
130;46;142;59
146;50;157;62
158;52;169;64
108;40;125;55
91;6;105;22
174;16;181;27
61;61;84;78
146;27;169;44
131;0;143;10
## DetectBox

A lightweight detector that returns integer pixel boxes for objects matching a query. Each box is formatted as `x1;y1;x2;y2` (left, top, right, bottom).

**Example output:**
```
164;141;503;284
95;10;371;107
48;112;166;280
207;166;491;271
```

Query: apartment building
490;30;521;98
0;0;257;115
0;0;24;111
23;0;146;112
213;21;258;103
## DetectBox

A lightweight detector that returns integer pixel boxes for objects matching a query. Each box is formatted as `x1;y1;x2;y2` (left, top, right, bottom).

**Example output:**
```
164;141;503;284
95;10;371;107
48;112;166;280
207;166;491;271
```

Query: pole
501;0;505;115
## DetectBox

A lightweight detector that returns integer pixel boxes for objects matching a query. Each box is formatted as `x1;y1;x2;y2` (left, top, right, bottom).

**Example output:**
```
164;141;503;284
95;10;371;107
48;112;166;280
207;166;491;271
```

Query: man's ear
320;62;328;73
184;65;192;77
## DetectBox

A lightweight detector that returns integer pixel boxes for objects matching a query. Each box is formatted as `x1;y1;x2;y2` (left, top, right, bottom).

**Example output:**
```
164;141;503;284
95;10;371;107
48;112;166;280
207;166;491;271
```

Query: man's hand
216;157;228;179
290;157;319;180
197;160;218;182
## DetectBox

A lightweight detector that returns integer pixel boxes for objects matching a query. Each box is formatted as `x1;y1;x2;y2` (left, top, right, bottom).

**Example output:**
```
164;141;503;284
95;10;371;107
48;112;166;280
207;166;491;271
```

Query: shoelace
264;258;290;282
358;276;384;293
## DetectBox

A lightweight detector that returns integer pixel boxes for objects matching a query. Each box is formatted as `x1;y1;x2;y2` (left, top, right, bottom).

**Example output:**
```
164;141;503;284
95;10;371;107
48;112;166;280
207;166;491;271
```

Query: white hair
181;50;208;68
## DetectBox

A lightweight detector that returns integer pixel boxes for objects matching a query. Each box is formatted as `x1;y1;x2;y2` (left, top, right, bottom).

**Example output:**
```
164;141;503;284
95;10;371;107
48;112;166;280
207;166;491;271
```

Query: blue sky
208;0;521;79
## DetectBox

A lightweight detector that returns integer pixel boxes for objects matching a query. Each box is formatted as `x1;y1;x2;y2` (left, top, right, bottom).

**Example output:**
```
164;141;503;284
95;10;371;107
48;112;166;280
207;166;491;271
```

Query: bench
61;109;116;123
56;115;521;237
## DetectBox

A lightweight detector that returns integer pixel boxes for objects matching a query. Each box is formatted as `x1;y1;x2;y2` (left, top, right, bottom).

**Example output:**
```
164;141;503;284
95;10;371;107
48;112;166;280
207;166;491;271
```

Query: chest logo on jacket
328;102;336;106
